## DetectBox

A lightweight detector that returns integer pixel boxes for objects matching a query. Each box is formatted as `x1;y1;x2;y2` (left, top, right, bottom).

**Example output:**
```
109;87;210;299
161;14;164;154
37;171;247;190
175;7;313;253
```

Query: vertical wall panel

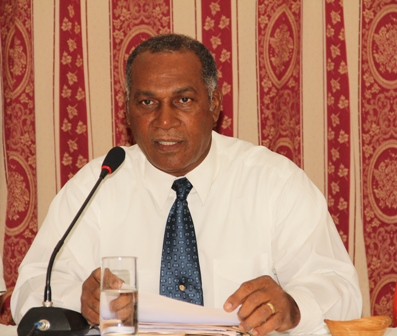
257;1;302;166
86;0;113;159
201;0;234;136
4;0;396;323
360;2;397;322
58;0;90;185
0;0;38;324
324;0;352;251
110;0;172;146
235;0;259;144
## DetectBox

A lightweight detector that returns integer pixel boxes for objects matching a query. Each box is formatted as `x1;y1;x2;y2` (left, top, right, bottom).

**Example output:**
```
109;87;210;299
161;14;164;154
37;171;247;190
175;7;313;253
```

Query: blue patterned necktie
160;177;204;305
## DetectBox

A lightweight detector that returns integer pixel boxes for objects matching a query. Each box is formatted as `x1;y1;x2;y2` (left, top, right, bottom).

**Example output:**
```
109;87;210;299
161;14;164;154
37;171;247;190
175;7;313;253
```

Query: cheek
129;115;149;136
196;115;216;134
187;119;213;147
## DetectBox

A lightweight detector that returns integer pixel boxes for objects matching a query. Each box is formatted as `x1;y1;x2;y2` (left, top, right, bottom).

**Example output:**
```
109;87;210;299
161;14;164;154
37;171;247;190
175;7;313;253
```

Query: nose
154;103;180;129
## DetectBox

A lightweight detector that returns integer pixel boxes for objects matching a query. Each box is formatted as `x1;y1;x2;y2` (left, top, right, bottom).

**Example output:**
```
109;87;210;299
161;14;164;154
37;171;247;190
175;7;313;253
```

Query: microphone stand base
17;306;90;336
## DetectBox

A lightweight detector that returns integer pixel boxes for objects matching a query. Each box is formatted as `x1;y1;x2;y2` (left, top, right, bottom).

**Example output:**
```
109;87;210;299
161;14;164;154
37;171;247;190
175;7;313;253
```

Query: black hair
125;33;218;104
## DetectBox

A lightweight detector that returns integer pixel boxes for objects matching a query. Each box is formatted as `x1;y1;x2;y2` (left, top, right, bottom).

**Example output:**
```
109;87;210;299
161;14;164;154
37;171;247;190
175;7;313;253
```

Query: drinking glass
100;256;138;335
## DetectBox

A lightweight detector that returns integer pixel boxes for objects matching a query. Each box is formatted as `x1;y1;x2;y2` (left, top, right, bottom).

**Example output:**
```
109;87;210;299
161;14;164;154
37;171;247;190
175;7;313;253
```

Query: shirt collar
140;131;219;210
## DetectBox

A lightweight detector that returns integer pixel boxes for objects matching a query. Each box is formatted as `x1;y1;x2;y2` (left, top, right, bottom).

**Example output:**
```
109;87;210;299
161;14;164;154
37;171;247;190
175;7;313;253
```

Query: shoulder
64;144;141;188
212;132;301;179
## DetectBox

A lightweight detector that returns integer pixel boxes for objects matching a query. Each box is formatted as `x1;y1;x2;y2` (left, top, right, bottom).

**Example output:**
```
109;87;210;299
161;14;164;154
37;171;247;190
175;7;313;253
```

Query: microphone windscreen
100;146;126;177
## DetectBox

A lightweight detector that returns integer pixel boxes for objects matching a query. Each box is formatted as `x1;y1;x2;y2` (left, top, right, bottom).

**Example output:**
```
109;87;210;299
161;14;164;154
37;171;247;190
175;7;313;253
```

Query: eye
140;99;153;106
179;97;192;103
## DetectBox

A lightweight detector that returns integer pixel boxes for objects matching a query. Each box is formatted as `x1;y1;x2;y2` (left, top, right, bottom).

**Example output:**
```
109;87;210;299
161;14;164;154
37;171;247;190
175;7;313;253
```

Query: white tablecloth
0;324;396;336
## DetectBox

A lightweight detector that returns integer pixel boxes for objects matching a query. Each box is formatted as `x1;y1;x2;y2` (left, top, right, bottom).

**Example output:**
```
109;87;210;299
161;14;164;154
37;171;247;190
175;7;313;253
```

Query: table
0;324;396;336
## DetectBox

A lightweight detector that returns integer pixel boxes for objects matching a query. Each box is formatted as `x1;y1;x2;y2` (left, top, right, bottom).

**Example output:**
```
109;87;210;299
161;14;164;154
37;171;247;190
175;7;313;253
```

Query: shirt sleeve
270;168;362;334
11;164;101;324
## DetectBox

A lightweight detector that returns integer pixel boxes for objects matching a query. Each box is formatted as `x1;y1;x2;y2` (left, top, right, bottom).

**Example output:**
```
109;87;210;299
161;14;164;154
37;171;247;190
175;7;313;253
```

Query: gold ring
266;302;276;315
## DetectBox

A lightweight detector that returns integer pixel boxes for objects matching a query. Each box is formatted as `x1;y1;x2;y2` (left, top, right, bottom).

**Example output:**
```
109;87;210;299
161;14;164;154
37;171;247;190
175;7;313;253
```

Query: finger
236;287;271;321
116;305;134;324
224;276;270;312
92;268;101;283
238;302;276;332
81;291;100;325
109;293;133;312
251;313;282;336
243;293;300;334
81;268;101;325
103;268;124;289
82;306;100;326
110;293;135;322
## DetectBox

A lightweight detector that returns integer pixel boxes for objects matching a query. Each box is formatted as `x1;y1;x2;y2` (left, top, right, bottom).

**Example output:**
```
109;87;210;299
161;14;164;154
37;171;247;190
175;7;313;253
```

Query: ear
210;88;223;126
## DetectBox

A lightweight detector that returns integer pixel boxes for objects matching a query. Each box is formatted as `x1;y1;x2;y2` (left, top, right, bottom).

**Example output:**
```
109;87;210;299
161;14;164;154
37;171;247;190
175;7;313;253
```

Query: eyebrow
133;86;198;99
173;86;198;95
133;90;155;99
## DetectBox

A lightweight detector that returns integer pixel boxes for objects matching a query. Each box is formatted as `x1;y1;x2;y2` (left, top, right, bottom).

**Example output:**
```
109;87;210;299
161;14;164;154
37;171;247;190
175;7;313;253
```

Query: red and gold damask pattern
110;0;171;146
325;0;351;251
59;1;89;186
0;0;37;324
257;1;301;165
201;0;234;136
360;1;397;323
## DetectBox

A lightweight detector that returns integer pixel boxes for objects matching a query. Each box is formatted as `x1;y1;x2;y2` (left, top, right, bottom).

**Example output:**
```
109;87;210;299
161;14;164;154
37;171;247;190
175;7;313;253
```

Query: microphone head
100;146;126;178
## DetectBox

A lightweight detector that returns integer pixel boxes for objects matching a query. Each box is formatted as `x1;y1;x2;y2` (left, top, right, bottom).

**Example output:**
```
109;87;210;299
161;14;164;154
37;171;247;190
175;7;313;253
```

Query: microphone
17;146;126;336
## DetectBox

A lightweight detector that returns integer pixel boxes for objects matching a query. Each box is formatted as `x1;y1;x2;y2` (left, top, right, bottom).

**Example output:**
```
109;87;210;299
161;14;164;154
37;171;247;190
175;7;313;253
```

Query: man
11;34;362;335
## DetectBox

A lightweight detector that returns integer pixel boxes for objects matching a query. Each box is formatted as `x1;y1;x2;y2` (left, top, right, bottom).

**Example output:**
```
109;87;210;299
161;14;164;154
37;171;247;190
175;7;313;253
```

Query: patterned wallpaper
0;0;396;326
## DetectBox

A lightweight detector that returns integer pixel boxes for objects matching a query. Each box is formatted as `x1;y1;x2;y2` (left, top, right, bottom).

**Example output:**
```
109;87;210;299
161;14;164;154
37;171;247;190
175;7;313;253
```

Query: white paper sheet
139;291;239;326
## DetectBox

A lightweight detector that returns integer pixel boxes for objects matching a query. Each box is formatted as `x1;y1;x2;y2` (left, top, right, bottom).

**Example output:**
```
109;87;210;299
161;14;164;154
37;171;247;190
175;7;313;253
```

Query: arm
225;169;362;335
11;163;102;323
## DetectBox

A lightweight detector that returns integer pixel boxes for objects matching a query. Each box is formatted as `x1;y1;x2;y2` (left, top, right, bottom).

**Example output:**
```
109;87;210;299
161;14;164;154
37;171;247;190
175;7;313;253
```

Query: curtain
1;0;395;326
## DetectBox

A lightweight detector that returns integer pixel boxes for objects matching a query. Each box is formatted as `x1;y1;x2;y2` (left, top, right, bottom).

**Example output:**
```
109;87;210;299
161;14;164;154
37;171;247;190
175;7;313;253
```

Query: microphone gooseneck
44;146;126;304
18;146;126;336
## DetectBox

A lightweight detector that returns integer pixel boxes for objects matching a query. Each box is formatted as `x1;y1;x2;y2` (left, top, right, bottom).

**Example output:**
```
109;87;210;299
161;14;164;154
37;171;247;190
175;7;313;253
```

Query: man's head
125;34;218;107
125;34;223;177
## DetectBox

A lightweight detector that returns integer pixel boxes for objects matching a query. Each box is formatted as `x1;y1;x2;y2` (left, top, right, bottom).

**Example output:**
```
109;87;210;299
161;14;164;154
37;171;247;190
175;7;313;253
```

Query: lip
154;139;183;151
157;140;179;146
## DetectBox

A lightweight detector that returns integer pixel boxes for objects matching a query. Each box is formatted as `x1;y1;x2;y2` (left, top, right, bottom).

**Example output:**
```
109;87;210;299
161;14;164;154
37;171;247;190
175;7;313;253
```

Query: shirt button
179;284;186;292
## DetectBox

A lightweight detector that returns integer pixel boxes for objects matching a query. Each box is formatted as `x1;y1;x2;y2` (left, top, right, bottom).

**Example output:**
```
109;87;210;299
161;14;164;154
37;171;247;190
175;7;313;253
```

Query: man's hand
108;291;136;325
81;267;135;326
81;268;101;325
223;276;300;336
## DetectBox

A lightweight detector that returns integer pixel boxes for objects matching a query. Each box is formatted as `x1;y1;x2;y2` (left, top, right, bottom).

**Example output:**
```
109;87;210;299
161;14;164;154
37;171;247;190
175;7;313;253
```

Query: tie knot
172;177;193;200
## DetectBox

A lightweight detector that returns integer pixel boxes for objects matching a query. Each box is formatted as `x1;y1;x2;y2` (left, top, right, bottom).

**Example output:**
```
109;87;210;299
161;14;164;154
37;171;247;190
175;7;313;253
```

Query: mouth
157;140;179;146
154;138;184;151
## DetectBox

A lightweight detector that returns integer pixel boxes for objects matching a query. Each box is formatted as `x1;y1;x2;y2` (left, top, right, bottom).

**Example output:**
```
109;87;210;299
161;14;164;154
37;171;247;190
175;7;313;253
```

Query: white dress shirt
11;132;362;334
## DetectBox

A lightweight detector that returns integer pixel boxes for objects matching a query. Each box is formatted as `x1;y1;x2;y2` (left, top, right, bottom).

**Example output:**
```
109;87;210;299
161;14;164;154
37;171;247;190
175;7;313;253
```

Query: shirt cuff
286;288;329;335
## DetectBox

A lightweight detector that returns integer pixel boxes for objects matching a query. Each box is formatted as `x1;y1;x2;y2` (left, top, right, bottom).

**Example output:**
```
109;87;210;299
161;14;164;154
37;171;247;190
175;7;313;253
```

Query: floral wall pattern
59;0;90;185
325;0;351;250
1;0;396;327
257;1;301;165
360;1;397;321
0;0;37;324
202;0;234;136
110;0;171;146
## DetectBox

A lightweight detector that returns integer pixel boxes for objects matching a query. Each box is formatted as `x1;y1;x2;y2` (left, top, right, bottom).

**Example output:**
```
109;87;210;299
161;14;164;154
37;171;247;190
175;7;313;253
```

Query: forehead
133;49;201;65
130;51;203;84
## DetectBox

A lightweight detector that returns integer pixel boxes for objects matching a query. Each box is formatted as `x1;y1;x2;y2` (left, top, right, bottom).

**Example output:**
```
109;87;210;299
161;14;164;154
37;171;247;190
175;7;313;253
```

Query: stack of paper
139;292;239;325
86;292;240;335
137;292;240;335
139;323;240;335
